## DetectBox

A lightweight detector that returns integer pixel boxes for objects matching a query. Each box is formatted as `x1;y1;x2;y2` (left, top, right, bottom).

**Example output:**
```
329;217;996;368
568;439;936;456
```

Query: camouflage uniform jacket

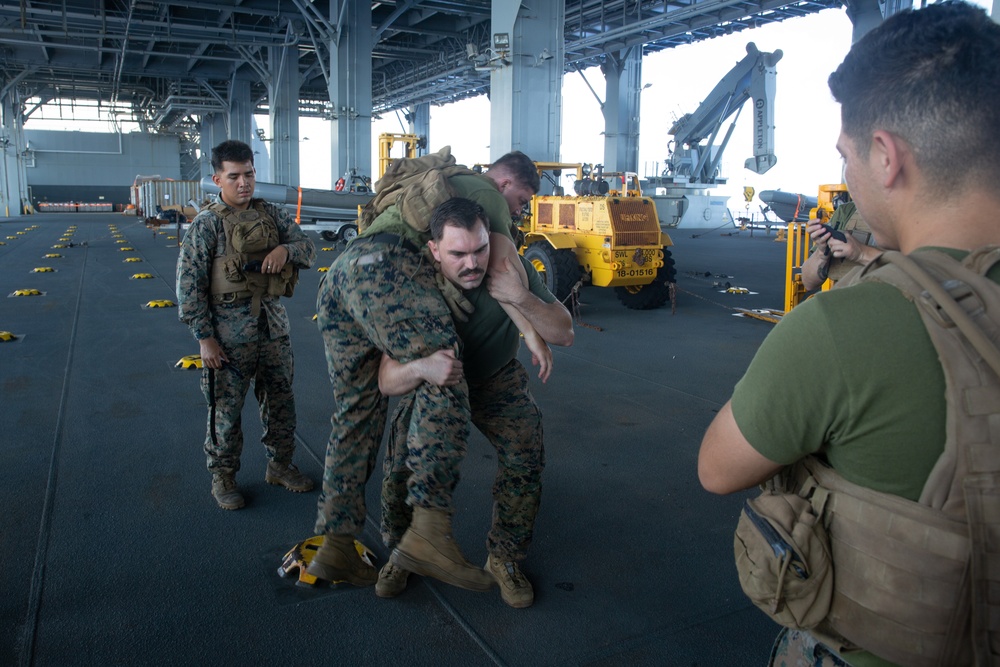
176;195;316;344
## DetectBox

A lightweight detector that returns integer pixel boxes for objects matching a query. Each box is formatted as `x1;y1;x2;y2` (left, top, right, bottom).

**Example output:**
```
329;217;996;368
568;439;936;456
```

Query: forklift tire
614;248;677;310
320;230;338;242
339;224;358;243
524;242;582;303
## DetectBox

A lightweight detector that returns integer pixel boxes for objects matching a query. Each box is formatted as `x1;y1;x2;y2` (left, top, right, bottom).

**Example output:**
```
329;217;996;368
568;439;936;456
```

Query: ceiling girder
0;0;842;130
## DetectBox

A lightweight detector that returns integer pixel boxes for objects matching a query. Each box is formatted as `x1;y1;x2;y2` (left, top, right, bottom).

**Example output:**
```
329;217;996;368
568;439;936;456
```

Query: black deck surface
1;213;790;666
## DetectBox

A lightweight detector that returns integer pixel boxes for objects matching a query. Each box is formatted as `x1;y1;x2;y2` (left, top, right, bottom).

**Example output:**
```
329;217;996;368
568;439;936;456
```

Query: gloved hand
434;263;475;322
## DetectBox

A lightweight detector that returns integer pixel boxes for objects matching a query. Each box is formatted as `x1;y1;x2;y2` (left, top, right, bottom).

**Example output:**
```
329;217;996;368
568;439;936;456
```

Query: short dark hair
490;151;540;194
211;140;254;173
829;1;1000;195
429;198;489;241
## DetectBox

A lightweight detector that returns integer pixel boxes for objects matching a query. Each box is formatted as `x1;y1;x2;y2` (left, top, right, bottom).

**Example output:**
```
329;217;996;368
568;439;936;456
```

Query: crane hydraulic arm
665;42;782;186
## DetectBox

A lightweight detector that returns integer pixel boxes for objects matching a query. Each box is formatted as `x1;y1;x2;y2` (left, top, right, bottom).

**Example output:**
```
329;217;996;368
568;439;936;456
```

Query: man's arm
489;232;537;330
176;216;231;369
270;203;317;270
827;233;880;266
801;222;833;291
378;349;463;396
698;400;783;494
487;256;574;347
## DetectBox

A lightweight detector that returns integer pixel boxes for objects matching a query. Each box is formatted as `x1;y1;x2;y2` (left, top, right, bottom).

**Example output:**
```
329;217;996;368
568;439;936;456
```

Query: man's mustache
459;268;483;278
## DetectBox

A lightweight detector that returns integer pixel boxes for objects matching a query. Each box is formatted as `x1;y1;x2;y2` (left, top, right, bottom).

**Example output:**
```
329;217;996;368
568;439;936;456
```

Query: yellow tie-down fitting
277;535;376;586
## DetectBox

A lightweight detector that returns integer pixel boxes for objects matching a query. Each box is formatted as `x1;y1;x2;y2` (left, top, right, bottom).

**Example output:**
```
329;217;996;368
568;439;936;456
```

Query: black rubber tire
523;242;582;302
339;225;358;243
320;230;338;242
614;247;677;310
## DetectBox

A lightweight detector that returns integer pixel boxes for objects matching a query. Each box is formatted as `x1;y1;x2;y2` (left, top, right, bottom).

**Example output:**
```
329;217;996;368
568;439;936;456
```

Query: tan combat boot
265;461;314;492
390;507;494;592
375;562;410;599
486;554;534;608
305;534;377;587
211;473;245;510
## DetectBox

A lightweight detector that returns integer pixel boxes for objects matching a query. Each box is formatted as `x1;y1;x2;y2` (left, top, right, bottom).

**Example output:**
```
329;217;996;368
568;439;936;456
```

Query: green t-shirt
362;172;514;247
732;278;944;501
732;247;1000;667
457;255;556;383
733;248;1000;500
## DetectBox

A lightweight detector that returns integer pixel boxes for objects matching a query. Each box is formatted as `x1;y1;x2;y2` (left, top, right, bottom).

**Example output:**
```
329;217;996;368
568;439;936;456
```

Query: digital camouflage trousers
769;629;853;667
381;358;544;561
201;327;297;474
314;238;470;537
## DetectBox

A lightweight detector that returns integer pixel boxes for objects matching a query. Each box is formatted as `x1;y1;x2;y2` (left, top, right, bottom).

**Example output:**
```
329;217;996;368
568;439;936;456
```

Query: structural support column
199;113;228;178
328;0;373;186
0;90;28;217
846;0;885;41
490;0;563;163
228;77;253;144
406;104;430;156
601;47;642;173
269;44;301;186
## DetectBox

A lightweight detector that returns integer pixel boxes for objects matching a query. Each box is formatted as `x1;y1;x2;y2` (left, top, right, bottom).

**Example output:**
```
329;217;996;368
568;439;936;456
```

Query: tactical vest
828;204;877;282
359;145;477;233
207;199;297;317
793;248;1000;666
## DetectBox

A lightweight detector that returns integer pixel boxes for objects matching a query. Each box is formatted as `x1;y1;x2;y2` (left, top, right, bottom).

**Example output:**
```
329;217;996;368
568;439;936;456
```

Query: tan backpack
358;145;477;233
735;248;1000;666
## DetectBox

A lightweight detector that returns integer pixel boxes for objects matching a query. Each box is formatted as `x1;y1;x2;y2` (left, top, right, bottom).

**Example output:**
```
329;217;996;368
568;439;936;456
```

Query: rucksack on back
358;145;477;233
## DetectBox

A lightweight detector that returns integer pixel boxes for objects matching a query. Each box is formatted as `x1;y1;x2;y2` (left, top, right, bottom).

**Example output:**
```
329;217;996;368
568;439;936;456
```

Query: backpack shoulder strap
869;249;1000;376
859;247;1000;663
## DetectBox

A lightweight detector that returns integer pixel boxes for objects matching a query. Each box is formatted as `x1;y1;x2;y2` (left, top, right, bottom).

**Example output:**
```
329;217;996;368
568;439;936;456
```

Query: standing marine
177;139;316;510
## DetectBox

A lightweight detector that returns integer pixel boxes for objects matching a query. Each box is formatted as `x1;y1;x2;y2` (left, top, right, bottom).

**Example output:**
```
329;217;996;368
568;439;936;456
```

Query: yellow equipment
175;354;203;369
784;183;850;312
518;163;676;310
378;133;422;180
277;535;375;587
808;184;850;223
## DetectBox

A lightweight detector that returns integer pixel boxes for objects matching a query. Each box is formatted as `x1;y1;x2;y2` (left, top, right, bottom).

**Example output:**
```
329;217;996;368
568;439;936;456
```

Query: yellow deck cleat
0;331;18;342
11;289;42;297
131;273;155;280
119;247;135;251
175;354;202;370
317;266;330;272
146;299;175;308
124;257;142;263
31;267;55;273
44;254;62;258
277;535;375;587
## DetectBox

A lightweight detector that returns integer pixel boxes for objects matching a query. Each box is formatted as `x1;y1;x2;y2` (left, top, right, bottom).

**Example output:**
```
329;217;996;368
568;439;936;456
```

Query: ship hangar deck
1;212;789;666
